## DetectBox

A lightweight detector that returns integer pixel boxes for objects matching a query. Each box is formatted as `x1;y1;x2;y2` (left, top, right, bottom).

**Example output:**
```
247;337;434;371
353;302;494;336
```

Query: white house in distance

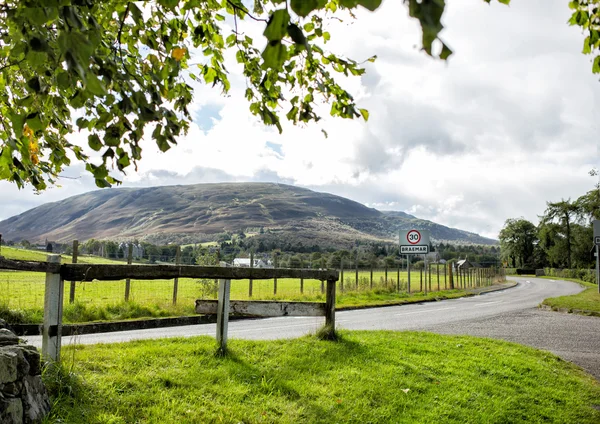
456;259;482;270
233;258;273;268
118;242;145;260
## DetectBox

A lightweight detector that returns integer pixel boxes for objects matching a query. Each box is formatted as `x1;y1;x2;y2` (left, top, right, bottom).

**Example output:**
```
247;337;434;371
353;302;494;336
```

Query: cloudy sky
1;0;598;240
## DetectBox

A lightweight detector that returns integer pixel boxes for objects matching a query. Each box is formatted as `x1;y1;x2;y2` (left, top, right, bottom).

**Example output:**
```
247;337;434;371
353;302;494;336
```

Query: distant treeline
1;236;500;269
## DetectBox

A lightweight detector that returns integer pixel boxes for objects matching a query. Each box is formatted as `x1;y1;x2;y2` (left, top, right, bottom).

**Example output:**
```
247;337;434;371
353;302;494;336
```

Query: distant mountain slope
0;183;497;247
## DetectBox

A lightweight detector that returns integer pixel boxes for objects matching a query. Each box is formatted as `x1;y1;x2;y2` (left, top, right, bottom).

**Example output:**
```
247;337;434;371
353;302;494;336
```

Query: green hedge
544;268;597;284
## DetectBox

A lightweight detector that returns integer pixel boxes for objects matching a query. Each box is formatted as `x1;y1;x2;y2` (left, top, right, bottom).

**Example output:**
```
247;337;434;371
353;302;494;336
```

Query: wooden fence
0;255;339;362
36;241;502;304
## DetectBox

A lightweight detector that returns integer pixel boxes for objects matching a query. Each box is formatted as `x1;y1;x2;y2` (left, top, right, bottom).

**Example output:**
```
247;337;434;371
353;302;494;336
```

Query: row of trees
499;185;599;269
5;234;500;268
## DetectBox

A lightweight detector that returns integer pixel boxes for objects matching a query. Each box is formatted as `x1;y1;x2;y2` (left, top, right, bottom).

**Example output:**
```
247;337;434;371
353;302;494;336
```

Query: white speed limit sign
399;229;430;254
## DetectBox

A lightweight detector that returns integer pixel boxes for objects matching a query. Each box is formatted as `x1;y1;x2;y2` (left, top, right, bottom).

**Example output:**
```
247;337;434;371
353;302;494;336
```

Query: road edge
336;281;518;312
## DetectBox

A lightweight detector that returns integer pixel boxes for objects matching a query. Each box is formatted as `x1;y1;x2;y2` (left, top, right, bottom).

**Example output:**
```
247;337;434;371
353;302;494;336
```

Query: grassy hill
0;183;496;248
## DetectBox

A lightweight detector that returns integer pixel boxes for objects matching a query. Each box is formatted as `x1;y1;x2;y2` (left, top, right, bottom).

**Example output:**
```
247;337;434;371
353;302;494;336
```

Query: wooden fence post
249;251;254;297
355;257;359;289
449;263;454;289
370;265;373;289
42;255;63;363
172;245;181;305
384;264;388;287
325;278;336;335
273;254;278;295
124;243;133;301
437;263;440;291
407;258;411;294
397;265;400;292
69;240;78;304
300;274;304;294
428;263;432;292
216;277;231;352
340;258;344;292
444;264;447;289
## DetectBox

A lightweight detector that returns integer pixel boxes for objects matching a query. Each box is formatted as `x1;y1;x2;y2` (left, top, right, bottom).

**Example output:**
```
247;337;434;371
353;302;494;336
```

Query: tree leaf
95;178;112;188
440;43;453;60
359;108;369;121
264;9;290;42
88;134;102;151
593;56;600;74
171;47;187;61
357;0;382;12
290;0;327;17
287;24;307;47
26;113;44;132
85;73;107;96
339;0;359;9
261;41;288;69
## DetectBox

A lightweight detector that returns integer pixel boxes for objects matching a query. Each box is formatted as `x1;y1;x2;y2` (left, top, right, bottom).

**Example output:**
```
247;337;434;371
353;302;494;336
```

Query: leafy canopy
0;0;512;190
569;0;600;73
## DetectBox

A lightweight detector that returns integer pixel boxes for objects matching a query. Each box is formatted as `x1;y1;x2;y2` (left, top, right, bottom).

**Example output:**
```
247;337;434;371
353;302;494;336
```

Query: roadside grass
45;331;600;423
540;277;600;316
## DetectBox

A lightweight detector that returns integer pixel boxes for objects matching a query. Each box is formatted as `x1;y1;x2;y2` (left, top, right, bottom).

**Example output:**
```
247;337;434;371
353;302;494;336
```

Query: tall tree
0;1;515;191
541;199;582;269
576;185;600;222
498;218;537;268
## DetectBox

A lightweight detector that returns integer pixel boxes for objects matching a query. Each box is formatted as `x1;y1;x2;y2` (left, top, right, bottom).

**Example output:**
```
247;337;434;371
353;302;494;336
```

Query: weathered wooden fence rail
0;255;339;361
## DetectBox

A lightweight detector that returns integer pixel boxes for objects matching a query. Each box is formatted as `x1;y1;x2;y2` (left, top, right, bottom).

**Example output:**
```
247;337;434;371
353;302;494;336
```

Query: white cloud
1;0;599;242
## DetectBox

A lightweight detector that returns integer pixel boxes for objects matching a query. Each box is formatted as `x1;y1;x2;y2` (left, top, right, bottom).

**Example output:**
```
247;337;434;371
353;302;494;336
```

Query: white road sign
401;245;428;254
399;229;430;254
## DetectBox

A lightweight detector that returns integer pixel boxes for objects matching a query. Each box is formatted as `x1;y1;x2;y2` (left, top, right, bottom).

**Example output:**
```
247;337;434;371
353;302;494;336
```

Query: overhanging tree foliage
569;0;600;74
0;0;513;190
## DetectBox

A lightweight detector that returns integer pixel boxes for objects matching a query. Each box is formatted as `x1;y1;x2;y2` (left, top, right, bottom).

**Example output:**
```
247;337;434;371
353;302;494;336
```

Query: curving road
23;277;600;378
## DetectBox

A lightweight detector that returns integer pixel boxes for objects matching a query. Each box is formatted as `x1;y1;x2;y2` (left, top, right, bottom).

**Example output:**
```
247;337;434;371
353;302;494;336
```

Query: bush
544;268;597;284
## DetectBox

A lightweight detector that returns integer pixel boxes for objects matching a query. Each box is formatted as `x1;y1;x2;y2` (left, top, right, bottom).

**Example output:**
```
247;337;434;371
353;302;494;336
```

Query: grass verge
540;277;600;316
45;331;600;423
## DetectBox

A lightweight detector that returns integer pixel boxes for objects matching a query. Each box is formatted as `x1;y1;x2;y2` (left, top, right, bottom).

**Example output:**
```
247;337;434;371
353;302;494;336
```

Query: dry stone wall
0;320;49;424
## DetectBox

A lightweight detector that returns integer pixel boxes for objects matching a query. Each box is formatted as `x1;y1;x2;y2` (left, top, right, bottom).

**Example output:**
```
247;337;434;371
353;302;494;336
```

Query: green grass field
45;331;600;423
541;278;600;316
0;245;125;264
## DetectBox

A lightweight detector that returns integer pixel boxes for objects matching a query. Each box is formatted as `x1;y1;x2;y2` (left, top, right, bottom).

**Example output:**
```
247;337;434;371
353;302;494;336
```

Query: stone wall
0;320;49;424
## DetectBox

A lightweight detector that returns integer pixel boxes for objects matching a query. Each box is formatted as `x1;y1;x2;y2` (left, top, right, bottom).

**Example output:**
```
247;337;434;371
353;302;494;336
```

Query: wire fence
0;265;504;312
0;242;505;324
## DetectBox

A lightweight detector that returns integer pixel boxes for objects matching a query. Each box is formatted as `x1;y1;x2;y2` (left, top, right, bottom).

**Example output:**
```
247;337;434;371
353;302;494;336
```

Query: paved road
23;277;600;378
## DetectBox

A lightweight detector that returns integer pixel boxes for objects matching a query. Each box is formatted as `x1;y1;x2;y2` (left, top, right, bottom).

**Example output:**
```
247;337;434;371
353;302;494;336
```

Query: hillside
0;183;496;248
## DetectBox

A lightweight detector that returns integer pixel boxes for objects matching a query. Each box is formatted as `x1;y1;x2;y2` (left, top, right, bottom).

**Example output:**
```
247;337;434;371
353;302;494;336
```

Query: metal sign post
400;230;430;293
594;220;600;293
